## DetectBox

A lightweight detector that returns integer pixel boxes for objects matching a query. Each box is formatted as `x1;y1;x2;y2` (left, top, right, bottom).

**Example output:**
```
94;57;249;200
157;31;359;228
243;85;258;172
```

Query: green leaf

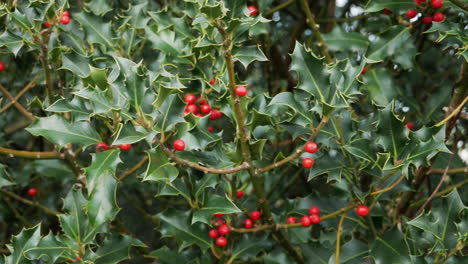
114;56;148;111
94;234;145;264
376;104;408;162
26;115;101;148
61;50;91;78
361;68;400;107
0;30;24;56
365;0;414;13
290;42;330;103
4;224;41;264
86;0;113;16
24;232;70;263
58;188;103;244
75;12;116;50
9;9;33;32
142;147;179;182
46;98;92;121
367;26;411;62
147;247;189;263
192;194;241;224
157;209;211;251
328;239;369;264
407;190;466;252
323;27;370;52
84;149;121;194
0;164;15;188
370;229;412;264
152;94;186;132
86;171;120;227
200;2;228;20
233;45;268;69
73;87;121;115
230;236;271;261
112;123;148;145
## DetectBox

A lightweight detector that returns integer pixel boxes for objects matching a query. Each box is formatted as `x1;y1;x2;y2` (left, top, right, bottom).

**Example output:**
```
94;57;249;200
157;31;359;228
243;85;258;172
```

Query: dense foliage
0;0;467;263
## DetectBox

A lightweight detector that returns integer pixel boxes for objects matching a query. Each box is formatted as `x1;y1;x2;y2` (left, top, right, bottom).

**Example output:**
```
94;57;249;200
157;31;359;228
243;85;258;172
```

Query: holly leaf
370;229;412;264
152;94;186;132
323;27;370;52
0;164;15;188
4;224;41;264
84;149;121;194
407;190;467;252
364;0;414;12
157;209;211;251
75;12;116;50
112;123;148;145
94;234;145;264
24;232;70;263
367;26;411;62
192;194;241;225
26;115;101;148
146;247;189;263
0;30;24;56
233;45;268;69
142;147;179;182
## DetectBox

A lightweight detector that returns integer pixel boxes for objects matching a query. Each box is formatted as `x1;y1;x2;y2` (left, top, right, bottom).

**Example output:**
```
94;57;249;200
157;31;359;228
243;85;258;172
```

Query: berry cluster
208;210;262;247
406;0;445;24
301;141;318;168
183;92;221;124
44;10;71;28
96;142;132;152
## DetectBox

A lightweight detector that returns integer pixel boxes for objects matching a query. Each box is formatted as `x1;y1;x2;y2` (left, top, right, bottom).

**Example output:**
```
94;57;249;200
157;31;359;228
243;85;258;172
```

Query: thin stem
153;136;250;174
335;211;348;264
264;0;296;17
298;0;333;63
316;14;371;23
118;156;149;181
0;188;60;216
40;32;53;103
435;96;468;127
427;167;467;175
258;116;329;173
0;147;64;159
415;153;454;216
0;84;36;121
0;77;37;114
410;178;468;208
2;196;32;226
369;174;406;196
448;0;468;11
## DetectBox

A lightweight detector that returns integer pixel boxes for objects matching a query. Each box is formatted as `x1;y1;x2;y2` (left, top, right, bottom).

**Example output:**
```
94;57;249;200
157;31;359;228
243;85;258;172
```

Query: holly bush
0;0;467;263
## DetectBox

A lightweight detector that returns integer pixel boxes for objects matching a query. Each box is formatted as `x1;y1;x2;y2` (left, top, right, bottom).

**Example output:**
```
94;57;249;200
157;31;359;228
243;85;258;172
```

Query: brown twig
335;210;349;264
0;188;60;216
0;147;64;159
0;77;37;114
427;167;468;175
415;153;455;216
264;0;296;17
448;0;468;11
118;156;149;181
0;84;36;121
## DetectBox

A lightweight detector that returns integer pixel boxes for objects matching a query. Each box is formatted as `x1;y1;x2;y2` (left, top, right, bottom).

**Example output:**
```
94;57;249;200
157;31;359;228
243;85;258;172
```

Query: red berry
63;11;70;16
96;142;109;151
208;126;214;133
60;15;70;25
414;0;427;4
423;16;432;24
173;139;185;151
244;218;253;229
215;219;225;226
286;216;297;224
218;224;230;236
406;9;417;19
432;0;443;8
236;191;244;198
309;214;321;224
196;113;203;117
383;8;392;15
209;229;219;239
302;158;314;168
433;12;444;22
247;5;258;16
405;122;414;130
75;256;81;261
304;142;318;153
235;86;248;97
185;104;198;114
215;237;227;247
214;213;224;218
184;94;196;104
300;215;311;227
309;206;320;215
0;62;5;72
200;104;211;114
198;96;207;104
44;21;51;28
209;78;217;85
119;144;132;151
250;210;262;221
356;205;369;217
361;67;367;74
27;188;38;196
210;109;222;120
